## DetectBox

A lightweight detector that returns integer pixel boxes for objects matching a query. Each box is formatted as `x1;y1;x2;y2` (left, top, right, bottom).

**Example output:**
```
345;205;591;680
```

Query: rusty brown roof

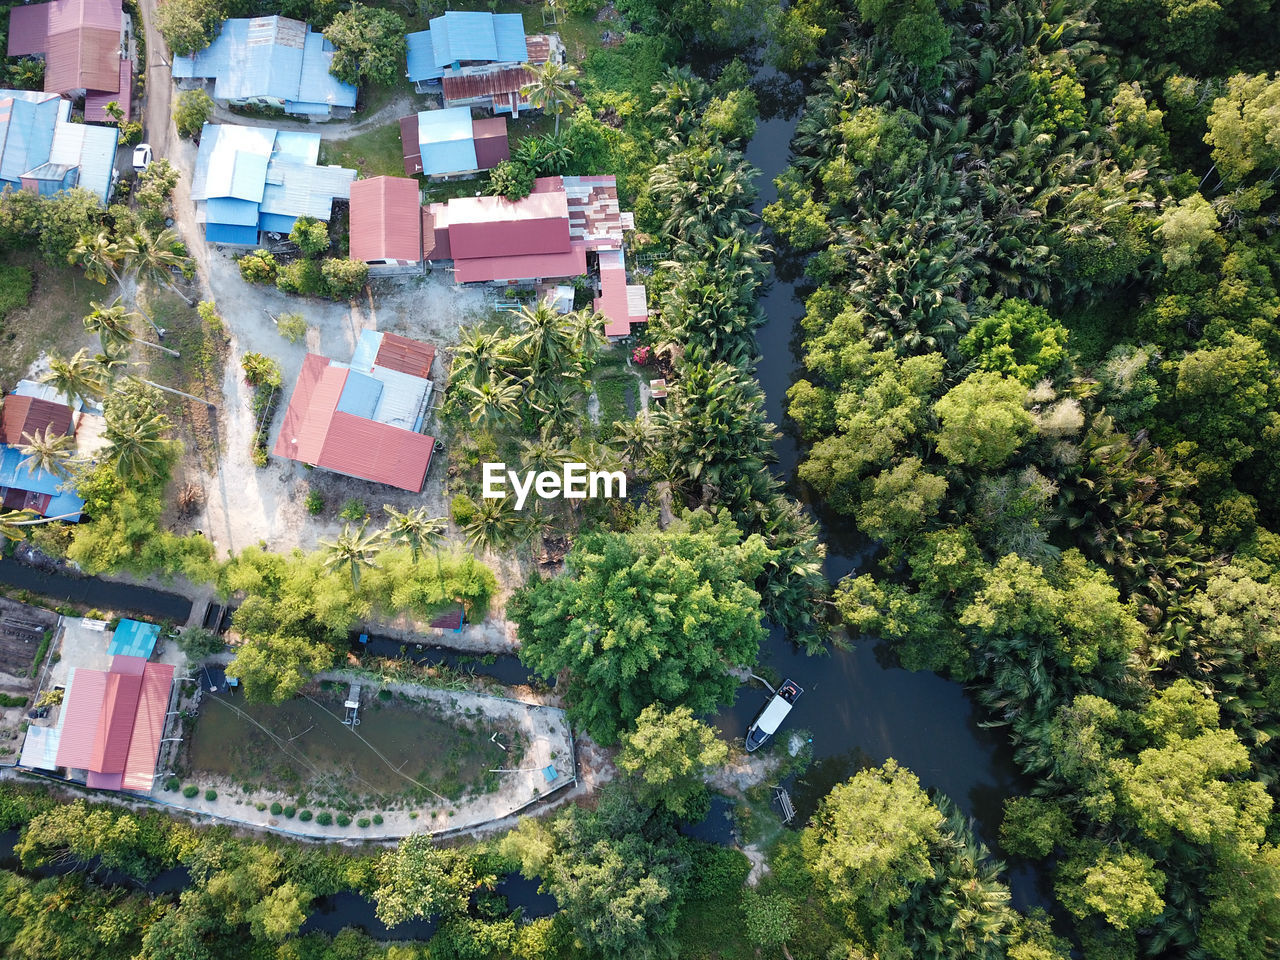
0;395;74;446
375;332;436;378
442;65;527;105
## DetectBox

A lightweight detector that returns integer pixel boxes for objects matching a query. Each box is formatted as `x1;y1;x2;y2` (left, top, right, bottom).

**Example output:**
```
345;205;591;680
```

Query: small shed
107;619;160;659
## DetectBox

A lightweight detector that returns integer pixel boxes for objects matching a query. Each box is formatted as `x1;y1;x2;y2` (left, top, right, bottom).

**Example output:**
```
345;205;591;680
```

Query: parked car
132;143;153;172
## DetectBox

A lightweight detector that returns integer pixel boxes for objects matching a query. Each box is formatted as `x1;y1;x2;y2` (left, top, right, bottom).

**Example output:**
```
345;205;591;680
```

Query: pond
185;686;520;808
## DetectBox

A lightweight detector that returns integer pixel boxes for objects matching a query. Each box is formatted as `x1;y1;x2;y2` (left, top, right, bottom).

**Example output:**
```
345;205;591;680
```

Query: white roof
754;695;794;736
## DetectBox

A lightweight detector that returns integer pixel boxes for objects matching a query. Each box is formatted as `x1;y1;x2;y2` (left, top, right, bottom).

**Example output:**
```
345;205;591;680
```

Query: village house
399;107;510;178
0;88;119;202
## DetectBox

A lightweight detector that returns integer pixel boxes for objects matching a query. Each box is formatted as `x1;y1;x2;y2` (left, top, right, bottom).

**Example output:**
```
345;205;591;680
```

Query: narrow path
206;92;419;141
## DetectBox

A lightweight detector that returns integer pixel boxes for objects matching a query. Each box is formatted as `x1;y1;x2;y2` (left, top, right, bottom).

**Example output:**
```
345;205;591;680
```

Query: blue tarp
107;619;160;659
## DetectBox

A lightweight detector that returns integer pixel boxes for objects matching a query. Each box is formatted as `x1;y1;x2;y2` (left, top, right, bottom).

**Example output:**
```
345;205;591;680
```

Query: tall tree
18;426;77;482
41;349;105;409
617;703;729;818
382;505;446;565
522;60;579;135
320;522;383;589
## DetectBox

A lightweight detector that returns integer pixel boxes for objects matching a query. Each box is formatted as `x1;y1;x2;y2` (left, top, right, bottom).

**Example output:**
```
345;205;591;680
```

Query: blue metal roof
292;31;357;111
107;619;160;659
493;14;529;62
406;30;444;82
336;371;383;418
44;490;84;520
0;446;65;496
258;212;298;234
206;196;260;226
431;11;498;65
418;107;478;176
0;97;59;183
205;222;259;245
349;329;383;371
272;131;322;165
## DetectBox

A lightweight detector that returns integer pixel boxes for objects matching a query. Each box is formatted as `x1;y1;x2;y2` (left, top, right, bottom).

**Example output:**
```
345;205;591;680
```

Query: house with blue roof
406;12;562;93
0;88;117;203
0;387;110;521
172;16;357;120
191;123;356;244
107;619;160;659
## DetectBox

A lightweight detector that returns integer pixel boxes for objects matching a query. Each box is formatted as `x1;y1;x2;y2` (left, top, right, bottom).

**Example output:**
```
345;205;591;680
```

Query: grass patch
421;177;490;204
320;123;409;179
594;373;632;426
27;630;51;678
0;262;33;321
0;252;98;392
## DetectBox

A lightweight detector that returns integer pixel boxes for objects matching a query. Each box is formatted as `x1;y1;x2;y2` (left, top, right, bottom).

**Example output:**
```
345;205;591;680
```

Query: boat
745;679;803;752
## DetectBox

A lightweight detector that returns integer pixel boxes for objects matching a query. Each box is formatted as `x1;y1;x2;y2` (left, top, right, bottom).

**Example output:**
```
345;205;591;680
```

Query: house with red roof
422;174;648;338
273;330;438;491
6;0;134;122
0;384;108;520
349;177;425;272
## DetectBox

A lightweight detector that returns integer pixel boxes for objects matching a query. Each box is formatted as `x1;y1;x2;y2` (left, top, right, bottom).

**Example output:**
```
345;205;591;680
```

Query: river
728;65;1049;909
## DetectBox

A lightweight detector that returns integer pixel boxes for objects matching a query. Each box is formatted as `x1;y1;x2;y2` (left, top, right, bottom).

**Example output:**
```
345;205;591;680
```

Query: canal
733;64;1048;909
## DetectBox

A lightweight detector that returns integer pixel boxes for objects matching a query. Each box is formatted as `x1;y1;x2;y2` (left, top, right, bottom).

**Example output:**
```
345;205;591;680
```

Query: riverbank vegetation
768;0;1280;956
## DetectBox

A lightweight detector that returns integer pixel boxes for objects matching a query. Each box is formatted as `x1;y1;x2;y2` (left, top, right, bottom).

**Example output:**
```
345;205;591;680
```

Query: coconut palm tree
383;505;447;564
321;521;384;589
123;227;193;303
521;60;578;135
461;497;523;553
103;404;173;483
83;300;180;358
458;376;522;430
18;426;77;482
70;231;125;287
40;349;105;410
511;298;579;387
0;508;82;539
519;425;573;475
449;327;516;391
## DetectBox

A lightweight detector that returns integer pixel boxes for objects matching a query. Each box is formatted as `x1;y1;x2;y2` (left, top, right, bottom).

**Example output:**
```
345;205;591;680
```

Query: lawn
0;252;99;393
320;123;409;179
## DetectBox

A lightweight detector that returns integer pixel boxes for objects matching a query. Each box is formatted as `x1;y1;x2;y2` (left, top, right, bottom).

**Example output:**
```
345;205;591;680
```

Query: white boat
745;679;803;752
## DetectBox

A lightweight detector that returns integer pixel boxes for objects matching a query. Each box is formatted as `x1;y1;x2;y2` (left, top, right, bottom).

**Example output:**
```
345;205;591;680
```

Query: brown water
186;689;515;806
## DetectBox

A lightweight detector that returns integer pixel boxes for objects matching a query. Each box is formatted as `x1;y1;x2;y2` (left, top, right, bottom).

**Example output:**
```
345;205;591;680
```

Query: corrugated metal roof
55;667;107;769
349;176;423;264
525;35;552;63
0;96;60;183
293;30;357;110
418;106;472;144
18;723;61;771
432;11;495;64
83;57;132;122
400;114;422;175
319;412;434;491
0;446;63;496
453;245;586;283
273;354;347;464
260;159;355;221
417;106;478;175
406;29;444;82
9;0;125;95
206;196;260;226
106;619;159;659
336;370;383;419
121;662;174;791
47;116;116;202
272;130;321;164
472;116;509;169
444;187;570;259
91;670;142;773
206;222;259;244
349;329;383;371
493;14;528;61
442;64;528;105
6;5;52;56
191;123;275;200
375;333;436;378
0;394;73;445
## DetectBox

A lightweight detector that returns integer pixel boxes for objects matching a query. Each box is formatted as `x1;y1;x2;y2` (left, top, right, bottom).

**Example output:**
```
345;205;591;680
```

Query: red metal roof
596;258;649;337
274;353;435;491
375;332;436;378
9;0;126;95
53;657;174;791
349;176;423;264
6;5;52;56
453;244;587;283
84;57;131;122
471;116;509;169
273;354;347;465
399;113;423;176
445;190;570;260
525;35;552;63
0;394;73;446
318;412;434;491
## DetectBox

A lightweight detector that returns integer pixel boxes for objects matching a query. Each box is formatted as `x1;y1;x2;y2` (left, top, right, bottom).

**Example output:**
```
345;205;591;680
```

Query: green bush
164;776;181;792
372;813;383;825
290;216;331;257
339;498;367;522
183;785;199;798
276;312;307;343
0;693;26;707
204;789;217;801
237;249;277;284
304;491;325;515
241;352;282;389
321;257;370;299
270;801;283;815
316;811;333;826
489;160;535;201
0;262;33;320
451;493;477;526
357;817;371;828
276;257;327;297
299;809;313;822
173;88;214;139
335;813;351;826
284;805;297;818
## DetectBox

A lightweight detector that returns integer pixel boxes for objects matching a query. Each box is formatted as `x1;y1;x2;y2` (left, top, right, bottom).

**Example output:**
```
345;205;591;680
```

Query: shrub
183;785;199;798
251;447;269;468
173;88;214;139
489;160;535;201
357;817;371;828
305;491;325;515
316;811;333;826
451;493;477;526
241;352;282;389
238;249;278;284
0;262;33;320
276;312;307;343
372;813;383;825
299;809;313;822
276;257;326;297
336;813;352;826
197;300;224;333
205;789;217;801
321;257;369;299
164;776;181;792
284;805;297;818
339;498;367;521
270;801;283;815
290;216;331;257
